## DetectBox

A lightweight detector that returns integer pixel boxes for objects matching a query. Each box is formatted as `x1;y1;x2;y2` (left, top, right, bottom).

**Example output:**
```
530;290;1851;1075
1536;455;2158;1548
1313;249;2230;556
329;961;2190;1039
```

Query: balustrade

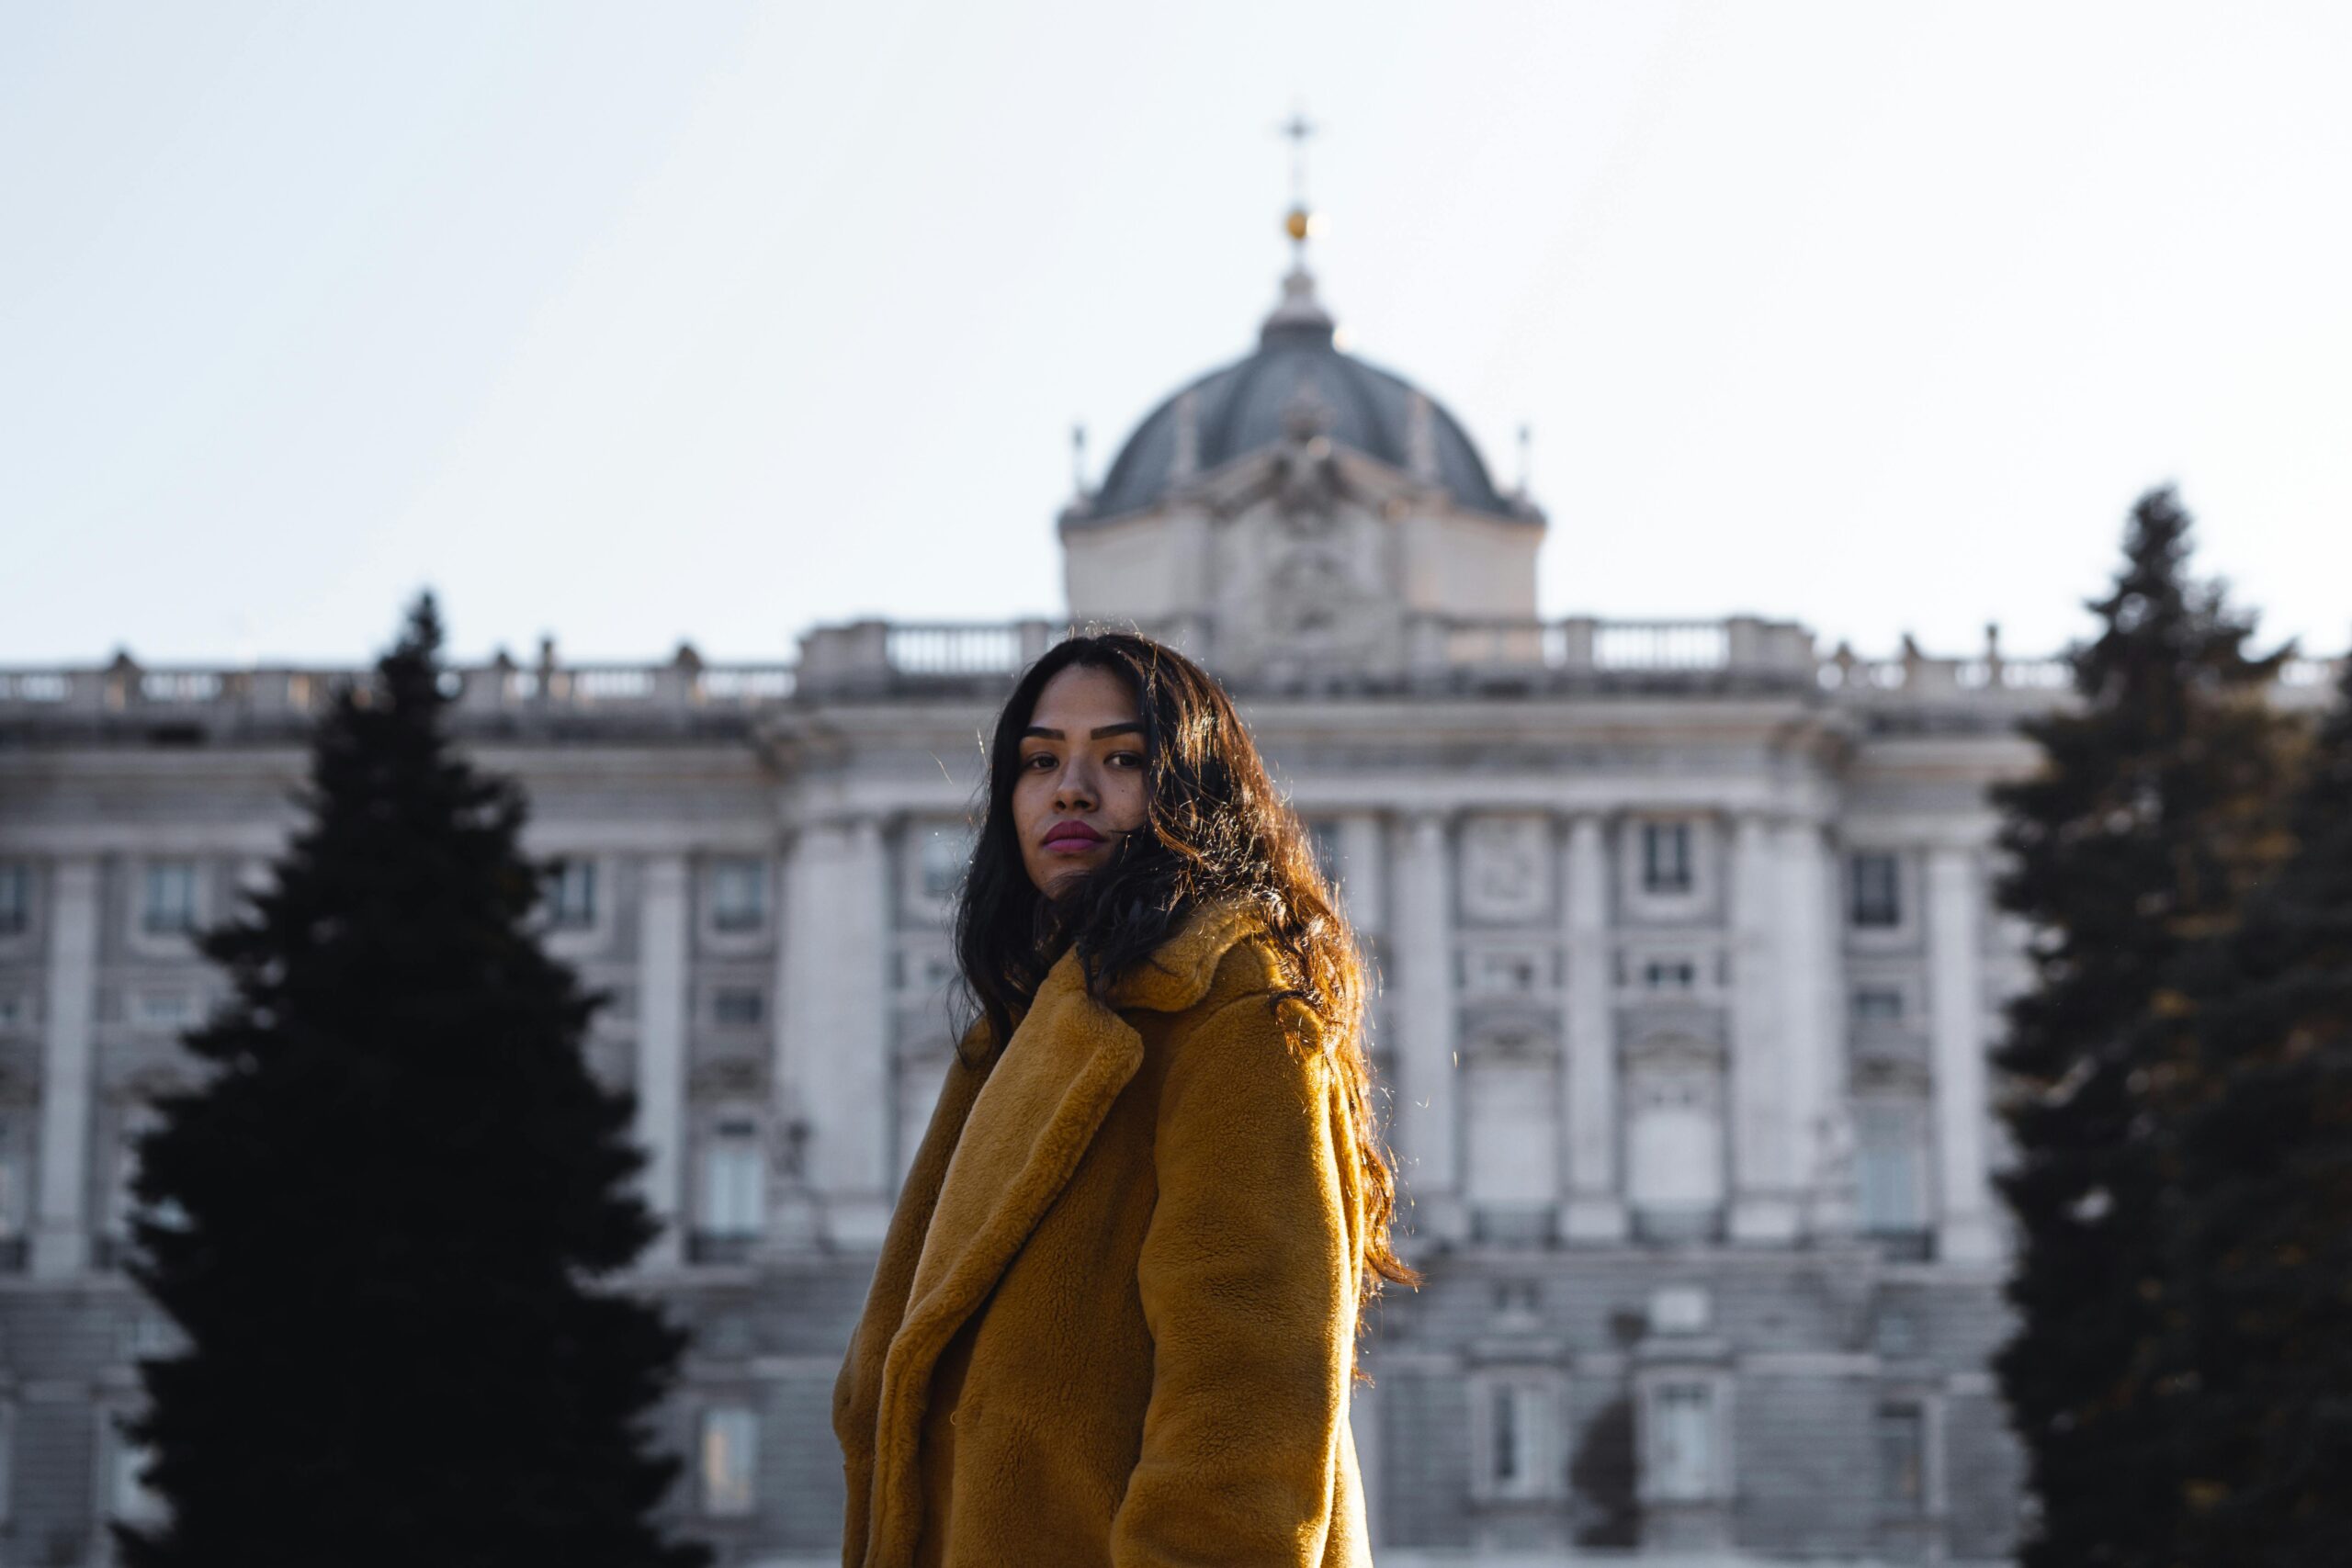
6;624;2335;723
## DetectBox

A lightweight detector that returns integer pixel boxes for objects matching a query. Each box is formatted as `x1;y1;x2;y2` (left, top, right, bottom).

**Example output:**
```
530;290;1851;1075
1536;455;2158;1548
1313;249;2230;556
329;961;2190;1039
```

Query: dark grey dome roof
1080;273;1526;525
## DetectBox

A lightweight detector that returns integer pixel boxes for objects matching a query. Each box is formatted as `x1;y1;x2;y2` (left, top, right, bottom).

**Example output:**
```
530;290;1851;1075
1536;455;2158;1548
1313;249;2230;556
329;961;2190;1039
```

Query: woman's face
1014;664;1149;898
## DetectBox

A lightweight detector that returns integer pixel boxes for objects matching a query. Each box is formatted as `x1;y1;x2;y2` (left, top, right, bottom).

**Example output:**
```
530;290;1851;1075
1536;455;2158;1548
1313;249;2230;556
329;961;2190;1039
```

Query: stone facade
1;269;2341;1565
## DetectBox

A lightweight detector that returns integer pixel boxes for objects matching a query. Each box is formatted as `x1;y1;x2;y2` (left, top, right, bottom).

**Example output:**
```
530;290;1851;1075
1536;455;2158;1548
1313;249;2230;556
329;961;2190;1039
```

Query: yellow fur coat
831;903;1374;1567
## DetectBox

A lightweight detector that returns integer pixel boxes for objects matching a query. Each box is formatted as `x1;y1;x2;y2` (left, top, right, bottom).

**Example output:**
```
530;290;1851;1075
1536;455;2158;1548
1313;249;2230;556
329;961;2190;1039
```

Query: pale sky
5;2;2348;668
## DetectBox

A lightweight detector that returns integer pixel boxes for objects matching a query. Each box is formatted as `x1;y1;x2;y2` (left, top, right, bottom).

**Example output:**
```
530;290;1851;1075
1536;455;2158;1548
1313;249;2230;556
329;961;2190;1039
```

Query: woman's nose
1053;761;1097;811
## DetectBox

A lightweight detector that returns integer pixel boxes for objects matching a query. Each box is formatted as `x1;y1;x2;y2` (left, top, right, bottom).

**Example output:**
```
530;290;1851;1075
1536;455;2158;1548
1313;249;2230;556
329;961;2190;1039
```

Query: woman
832;632;1415;1568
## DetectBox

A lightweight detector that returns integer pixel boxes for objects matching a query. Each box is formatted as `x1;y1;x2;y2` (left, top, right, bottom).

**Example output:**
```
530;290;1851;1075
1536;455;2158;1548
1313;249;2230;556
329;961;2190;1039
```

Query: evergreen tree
2157;652;2352;1566
1989;488;2292;1568
119;596;710;1568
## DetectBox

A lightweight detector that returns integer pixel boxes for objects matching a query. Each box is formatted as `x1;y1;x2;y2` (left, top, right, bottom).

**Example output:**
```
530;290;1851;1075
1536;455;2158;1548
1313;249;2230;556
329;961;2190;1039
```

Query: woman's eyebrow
1020;721;1144;740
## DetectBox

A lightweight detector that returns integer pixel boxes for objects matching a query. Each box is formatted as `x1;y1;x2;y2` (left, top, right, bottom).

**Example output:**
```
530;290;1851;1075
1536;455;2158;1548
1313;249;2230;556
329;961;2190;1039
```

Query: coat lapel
863;947;1139;1566
860;902;1262;1568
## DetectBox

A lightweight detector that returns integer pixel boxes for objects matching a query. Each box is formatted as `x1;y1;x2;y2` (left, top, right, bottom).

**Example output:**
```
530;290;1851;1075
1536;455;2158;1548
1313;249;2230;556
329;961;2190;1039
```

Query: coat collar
1102;897;1265;1011
859;900;1262;1567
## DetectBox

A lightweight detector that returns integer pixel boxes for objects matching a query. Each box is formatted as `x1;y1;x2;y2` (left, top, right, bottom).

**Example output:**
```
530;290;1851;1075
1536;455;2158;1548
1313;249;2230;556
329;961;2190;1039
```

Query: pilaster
1559;814;1624;1242
33;858;100;1279
634;853;689;1269
1391;812;1462;1243
1776;818;1852;1238
762;828;821;1255
781;818;892;1249
1729;816;1795;1242
1928;846;1998;1262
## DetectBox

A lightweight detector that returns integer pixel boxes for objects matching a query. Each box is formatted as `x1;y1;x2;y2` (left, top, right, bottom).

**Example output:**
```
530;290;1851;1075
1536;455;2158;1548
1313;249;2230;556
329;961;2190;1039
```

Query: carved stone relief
1460;814;1552;924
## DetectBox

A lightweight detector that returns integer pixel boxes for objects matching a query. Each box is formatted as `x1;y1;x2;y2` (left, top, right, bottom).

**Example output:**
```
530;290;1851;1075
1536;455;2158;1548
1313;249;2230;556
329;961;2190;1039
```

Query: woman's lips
1042;821;1106;852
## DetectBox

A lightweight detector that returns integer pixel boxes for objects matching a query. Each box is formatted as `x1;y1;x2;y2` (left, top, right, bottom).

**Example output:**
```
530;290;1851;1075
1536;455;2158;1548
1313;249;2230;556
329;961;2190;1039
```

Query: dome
1077;269;1529;525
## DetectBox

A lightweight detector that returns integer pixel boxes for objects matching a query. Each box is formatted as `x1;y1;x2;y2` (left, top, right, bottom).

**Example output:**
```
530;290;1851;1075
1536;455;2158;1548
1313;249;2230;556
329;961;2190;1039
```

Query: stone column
1560;814;1625;1241
33;859;100;1279
1391;814;1462;1242
1928;846;1998;1262
1729;816;1794;1241
781;818;892;1248
635;854;690;1269
763;829;820;1255
1336;815;1385;935
1776;819;1852;1237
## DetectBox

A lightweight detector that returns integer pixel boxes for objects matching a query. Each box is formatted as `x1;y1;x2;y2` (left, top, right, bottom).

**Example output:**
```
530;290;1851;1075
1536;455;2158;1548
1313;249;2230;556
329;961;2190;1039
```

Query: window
1647;1382;1716;1501
1467;951;1543;997
1492;1279;1541;1317
709;858;766;932
916;823;969;905
713;987;763;1027
134;991;198;1031
1481;1379;1555;1501
544;860;597;931
699;1125;765;1240
1648;1286;1711;1337
1856;1105;1928;1236
1851;987;1905;1023
101;1120;144;1269
0;994;26;1032
0;862;27;935
124;1315;180;1360
104;1416;166;1525
1644;958;1697;992
1465;1057;1556;1212
698;1405;759;1517
1493;1384;1522;1487
1642;823;1692;894
1875;1405;1926;1510
1627;1067;1724;1237
141;861;199;935
1849;852;1902;929
97;1108;184;1270
0;1114;26;1257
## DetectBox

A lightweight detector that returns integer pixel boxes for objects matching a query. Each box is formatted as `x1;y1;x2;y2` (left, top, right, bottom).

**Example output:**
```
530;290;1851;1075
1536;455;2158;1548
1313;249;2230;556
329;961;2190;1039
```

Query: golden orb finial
1284;205;1312;243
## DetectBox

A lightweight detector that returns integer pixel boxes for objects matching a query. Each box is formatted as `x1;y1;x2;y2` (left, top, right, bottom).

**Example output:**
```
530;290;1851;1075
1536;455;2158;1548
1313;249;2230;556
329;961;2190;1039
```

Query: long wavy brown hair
952;631;1419;1319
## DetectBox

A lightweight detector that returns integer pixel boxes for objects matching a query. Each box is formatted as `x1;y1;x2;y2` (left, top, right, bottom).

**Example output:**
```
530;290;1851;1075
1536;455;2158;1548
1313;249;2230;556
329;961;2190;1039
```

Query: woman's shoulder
1182;925;1332;1064
1114;899;1332;1047
1195;930;1292;1013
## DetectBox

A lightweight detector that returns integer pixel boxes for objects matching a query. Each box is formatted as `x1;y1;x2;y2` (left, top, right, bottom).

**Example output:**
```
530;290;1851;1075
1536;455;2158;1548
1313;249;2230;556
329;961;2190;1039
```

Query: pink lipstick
1042;820;1105;852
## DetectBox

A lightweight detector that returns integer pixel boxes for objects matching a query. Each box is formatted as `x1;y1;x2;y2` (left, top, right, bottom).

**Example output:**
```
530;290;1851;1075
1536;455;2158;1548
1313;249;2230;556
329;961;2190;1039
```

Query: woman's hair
952;630;1418;1308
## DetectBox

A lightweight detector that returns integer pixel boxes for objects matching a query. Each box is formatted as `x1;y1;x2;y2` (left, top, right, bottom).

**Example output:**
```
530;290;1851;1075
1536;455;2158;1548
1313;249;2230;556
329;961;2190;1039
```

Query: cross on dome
1279;107;1318;265
1065;110;1539;529
1264;107;1333;344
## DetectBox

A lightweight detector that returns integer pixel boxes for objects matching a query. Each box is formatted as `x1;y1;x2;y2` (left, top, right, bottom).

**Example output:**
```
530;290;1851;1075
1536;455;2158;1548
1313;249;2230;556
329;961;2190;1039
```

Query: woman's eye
1022;751;1056;771
1108;750;1144;768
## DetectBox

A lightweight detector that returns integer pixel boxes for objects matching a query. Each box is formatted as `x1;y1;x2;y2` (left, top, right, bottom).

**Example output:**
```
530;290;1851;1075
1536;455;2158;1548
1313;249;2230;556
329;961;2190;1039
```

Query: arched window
1464;1027;1558;1236
1854;1100;1930;1258
1624;1038;1726;1242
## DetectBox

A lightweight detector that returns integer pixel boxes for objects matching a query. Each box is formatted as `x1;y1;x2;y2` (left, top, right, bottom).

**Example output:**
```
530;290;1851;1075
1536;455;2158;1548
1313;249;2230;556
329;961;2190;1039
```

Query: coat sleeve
833;1036;991;1568
1110;990;1358;1566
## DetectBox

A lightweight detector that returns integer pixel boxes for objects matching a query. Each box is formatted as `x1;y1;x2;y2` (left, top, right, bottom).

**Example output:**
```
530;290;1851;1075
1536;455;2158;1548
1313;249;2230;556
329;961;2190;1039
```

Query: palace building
4;231;2339;1564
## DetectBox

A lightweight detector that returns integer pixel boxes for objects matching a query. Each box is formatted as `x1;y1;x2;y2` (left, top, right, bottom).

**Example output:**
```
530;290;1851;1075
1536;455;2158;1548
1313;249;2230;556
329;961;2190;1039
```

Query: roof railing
0;648;797;722
5;622;2339;723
